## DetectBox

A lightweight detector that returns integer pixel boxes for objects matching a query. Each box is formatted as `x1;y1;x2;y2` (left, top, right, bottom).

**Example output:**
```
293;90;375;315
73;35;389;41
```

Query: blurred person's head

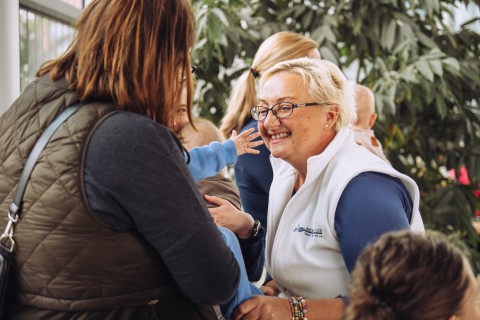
343;230;480;320
37;0;196;128
354;84;377;130
220;31;319;138
180;118;224;150
180;118;242;209
253;58;355;169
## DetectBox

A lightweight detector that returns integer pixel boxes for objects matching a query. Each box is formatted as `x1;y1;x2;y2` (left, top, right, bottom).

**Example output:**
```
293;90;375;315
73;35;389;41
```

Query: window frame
19;0;83;25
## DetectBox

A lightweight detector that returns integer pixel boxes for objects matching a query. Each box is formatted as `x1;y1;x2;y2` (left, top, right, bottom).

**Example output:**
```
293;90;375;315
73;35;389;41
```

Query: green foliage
192;0;261;119
192;0;480;272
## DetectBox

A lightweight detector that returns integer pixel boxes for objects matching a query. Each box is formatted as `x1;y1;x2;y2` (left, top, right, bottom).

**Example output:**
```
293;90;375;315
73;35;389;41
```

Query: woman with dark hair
343;230;480;320
0;0;240;319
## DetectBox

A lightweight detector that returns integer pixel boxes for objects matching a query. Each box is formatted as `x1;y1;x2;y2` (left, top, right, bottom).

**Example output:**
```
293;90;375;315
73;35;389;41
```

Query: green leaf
324;25;336;43
431;0;440;14
443;57;460;72
206;9;223;42
416;60;434;82
376;93;385;114
311;26;326;45
319;46;338;65
435;94;447;119
460;64;480;85
399;69;419;83
417;32;437;49
424;0;433;17
302;9;314;29
196;13;208;37
398;22;415;43
211;8;229;26
429;60;443;77
384;96;396;115
384;19;397;51
193;38;208;51
352;15;362;34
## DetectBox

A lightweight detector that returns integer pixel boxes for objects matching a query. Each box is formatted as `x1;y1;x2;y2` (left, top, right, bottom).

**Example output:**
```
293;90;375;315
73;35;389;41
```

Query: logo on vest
293;224;323;238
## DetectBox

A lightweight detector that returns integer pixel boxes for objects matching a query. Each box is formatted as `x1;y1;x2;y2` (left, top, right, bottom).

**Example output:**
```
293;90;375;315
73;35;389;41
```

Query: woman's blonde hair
342;230;471;320
37;0;196;128
259;58;356;130
220;31;319;138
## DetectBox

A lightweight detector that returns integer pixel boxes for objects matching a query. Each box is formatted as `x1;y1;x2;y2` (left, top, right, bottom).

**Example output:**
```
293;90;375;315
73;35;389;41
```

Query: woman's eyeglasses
251;102;329;121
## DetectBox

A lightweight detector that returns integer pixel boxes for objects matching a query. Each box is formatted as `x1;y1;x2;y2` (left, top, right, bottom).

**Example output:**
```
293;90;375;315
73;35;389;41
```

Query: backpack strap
0;102;83;252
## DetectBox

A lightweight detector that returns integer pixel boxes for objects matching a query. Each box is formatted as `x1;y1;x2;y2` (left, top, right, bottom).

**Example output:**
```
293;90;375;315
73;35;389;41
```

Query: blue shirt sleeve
187;139;237;181
335;172;413;273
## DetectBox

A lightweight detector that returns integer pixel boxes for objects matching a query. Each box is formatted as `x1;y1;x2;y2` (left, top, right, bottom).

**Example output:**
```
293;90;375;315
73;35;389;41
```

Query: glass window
19;8;74;91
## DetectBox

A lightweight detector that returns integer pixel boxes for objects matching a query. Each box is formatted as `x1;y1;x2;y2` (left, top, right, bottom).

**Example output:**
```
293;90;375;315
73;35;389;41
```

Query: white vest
265;128;424;299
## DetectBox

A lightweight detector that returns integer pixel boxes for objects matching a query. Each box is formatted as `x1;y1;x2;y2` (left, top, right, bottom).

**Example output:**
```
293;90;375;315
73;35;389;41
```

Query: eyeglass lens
252;102;294;121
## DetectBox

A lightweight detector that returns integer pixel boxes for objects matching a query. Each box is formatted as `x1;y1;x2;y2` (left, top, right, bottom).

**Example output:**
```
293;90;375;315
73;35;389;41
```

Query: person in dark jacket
0;0;240;319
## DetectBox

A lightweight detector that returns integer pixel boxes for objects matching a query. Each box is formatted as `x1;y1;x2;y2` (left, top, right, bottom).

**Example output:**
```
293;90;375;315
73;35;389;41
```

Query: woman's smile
270;131;291;142
258;71;334;167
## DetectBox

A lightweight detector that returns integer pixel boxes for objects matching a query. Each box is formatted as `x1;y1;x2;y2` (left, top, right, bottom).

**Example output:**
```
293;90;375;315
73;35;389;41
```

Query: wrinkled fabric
0;75;217;319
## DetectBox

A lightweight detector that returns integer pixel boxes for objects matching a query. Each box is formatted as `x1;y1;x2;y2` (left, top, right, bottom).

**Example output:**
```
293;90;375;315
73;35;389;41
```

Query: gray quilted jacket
0;75;216;320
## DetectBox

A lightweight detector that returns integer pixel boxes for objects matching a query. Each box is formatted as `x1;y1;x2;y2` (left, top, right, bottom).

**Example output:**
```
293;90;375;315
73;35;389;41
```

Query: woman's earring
324;124;329;129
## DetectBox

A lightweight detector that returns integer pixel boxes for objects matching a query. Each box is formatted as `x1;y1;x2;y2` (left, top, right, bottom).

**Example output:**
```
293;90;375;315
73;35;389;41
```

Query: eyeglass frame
250;101;333;121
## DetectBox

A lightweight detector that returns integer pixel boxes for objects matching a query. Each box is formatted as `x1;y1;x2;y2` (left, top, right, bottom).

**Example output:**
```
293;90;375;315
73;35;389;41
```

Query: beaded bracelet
288;296;308;320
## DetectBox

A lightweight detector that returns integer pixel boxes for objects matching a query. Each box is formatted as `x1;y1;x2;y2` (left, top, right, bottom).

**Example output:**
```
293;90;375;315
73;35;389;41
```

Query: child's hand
230;128;263;156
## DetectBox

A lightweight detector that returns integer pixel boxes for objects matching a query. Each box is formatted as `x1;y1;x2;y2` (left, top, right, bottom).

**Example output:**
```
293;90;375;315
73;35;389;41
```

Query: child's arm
188;140;235;181
187;128;263;181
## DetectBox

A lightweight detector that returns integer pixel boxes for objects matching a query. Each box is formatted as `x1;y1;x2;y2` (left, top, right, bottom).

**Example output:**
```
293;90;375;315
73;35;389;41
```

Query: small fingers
240;128;255;137
249;140;264;148
244;132;262;143
246;148;260;155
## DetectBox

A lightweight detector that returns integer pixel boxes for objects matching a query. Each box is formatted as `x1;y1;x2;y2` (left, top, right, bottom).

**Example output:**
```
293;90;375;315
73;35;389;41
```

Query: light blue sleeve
187;139;237;181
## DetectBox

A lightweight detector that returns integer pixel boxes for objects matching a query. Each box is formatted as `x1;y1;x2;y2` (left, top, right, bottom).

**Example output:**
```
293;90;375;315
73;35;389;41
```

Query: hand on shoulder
205;194;255;239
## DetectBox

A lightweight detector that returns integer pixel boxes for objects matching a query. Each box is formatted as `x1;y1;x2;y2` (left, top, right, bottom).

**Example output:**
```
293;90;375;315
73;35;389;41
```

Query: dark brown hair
37;0;196;127
343;230;471;320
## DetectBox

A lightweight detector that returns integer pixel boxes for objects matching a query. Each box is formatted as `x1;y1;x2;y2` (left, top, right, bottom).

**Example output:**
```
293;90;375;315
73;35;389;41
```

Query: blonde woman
220;31;320;230
209;58;424;319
